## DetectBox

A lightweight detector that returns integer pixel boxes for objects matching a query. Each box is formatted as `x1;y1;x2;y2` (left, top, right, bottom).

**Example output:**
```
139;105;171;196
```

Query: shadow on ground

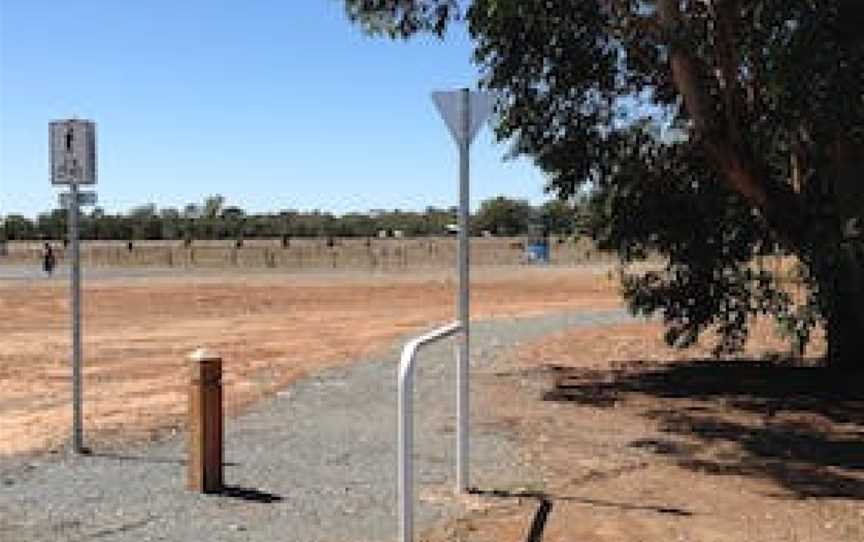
83;455;280;502
539;359;864;500
219;485;283;503
468;487;692;542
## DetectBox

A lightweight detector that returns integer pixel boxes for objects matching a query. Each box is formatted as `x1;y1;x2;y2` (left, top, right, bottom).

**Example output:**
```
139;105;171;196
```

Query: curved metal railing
398;320;463;542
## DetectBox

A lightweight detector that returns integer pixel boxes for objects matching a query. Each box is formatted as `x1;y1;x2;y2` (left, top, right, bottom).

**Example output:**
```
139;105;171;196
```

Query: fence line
1;237;616;270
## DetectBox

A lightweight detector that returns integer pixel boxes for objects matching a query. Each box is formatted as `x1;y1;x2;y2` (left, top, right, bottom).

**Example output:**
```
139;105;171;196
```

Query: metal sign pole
457;87;471;492
431;88;491;500
51;118;96;455
69;180;84;453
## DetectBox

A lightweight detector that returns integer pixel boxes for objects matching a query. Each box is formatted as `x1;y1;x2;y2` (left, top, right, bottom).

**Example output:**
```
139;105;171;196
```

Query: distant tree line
0;195;585;242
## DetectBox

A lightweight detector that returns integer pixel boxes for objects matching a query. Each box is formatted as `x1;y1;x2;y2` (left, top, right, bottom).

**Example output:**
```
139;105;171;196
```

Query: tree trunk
823;241;864;369
822;139;864;368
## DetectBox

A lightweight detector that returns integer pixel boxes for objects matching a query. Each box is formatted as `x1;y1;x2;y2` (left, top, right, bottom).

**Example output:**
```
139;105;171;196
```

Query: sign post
50;119;97;454
69;180;83;453
431;88;493;493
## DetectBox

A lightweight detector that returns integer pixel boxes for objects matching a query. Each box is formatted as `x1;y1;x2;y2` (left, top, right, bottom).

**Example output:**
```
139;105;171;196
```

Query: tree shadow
539;359;864;500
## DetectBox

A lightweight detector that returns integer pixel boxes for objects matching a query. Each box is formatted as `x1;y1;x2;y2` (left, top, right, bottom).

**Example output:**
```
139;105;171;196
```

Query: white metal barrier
396;87;487;542
398;320;463;542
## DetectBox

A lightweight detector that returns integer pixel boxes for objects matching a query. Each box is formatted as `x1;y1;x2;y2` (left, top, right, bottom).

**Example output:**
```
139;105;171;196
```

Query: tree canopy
474;196;534;235
0;195;575;242
344;0;864;366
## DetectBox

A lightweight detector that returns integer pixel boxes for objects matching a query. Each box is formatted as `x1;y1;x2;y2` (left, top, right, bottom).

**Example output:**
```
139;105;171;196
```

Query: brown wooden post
188;348;223;493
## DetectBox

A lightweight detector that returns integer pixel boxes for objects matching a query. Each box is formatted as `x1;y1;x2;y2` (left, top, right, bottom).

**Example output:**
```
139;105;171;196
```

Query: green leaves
469;0;619;198
342;0;461;38
341;0;864;360
473;196;534;235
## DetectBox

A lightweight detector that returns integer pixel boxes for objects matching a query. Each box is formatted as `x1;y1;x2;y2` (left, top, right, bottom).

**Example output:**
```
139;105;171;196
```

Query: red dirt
420;323;864;542
0;267;621;456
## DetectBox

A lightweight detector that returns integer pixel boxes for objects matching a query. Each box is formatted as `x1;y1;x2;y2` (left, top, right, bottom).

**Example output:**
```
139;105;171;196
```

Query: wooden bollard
188;348;223;493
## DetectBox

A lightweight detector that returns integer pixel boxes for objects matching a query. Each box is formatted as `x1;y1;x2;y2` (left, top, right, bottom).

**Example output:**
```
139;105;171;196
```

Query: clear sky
0;1;551;218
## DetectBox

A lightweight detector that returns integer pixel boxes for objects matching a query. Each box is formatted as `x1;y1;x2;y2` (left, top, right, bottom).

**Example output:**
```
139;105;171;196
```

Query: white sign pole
456;87;471;493
69;178;84;453
431;88;492;499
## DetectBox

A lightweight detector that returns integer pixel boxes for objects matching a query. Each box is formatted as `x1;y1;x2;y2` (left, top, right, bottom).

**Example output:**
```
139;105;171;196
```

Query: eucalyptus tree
344;0;864;366
474;196;533;235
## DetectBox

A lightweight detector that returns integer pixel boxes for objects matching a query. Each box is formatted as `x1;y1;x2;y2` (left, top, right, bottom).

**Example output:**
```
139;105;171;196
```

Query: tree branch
656;0;807;243
656;1;720;140
713;0;742;144
655;1;762;203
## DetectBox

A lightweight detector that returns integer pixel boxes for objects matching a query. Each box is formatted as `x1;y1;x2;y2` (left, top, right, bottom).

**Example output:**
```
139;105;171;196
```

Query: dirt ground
4;263;860;541
421;322;864;542
0;266;622;456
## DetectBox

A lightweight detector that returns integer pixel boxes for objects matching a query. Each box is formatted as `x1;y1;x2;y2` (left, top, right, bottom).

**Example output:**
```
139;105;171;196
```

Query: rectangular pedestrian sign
50;119;97;185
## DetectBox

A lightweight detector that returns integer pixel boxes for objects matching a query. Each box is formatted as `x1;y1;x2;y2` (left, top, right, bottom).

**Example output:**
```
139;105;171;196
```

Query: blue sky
0;1;550;218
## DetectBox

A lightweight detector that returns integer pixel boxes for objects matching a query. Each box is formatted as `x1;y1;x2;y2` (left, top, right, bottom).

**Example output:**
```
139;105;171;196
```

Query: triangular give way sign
431;89;494;147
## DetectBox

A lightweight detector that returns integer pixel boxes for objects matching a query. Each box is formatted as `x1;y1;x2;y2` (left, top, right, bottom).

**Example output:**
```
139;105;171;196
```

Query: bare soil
0;266;621;456
421;323;864;541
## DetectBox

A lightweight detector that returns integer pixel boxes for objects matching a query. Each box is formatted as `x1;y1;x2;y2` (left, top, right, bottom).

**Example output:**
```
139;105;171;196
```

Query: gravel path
0;309;634;542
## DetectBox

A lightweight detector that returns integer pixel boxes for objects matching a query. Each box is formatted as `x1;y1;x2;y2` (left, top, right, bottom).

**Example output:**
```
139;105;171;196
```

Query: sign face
431;90;494;146
59;191;98;208
50;119;97;185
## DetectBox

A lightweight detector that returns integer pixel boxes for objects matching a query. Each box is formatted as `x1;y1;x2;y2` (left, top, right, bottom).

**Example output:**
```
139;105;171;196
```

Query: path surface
0;309;633;542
